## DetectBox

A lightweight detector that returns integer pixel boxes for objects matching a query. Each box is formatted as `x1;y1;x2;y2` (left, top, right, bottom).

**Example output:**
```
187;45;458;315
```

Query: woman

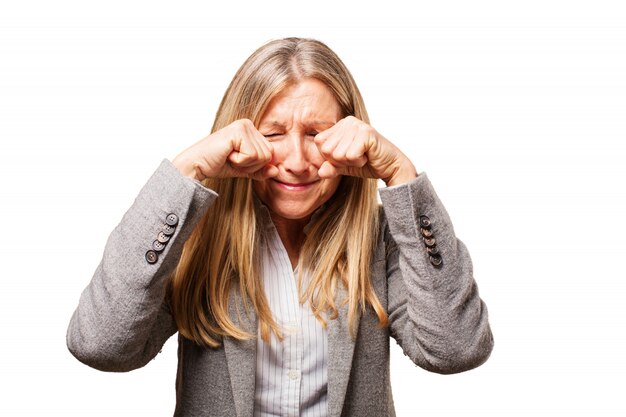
67;37;493;417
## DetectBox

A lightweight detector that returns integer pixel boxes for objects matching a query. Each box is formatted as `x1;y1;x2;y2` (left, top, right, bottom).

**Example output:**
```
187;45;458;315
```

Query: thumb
250;164;279;181
318;161;340;179
263;164;279;179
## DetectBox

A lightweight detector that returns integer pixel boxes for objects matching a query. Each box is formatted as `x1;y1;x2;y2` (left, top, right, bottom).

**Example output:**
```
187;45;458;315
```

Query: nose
281;134;311;176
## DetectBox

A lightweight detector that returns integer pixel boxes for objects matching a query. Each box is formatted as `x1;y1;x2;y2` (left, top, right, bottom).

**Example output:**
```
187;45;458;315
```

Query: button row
145;213;179;264
419;215;443;268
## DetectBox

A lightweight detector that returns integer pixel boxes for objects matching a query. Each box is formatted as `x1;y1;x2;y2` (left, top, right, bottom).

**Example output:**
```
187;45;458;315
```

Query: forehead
259;78;342;127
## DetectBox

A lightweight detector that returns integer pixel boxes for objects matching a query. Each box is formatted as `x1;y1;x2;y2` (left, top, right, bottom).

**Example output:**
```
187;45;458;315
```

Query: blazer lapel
224;285;258;417
327;283;361;417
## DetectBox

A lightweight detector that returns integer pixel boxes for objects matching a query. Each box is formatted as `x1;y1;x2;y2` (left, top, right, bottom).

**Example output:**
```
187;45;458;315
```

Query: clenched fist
313;116;417;186
172;119;278;182
172;116;417;187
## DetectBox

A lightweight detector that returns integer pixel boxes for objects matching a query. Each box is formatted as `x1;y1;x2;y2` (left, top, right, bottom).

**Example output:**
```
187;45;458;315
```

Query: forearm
67;159;218;371
381;174;493;373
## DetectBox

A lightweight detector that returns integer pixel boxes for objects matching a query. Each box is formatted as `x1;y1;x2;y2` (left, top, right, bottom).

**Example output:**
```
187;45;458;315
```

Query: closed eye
263;133;282;138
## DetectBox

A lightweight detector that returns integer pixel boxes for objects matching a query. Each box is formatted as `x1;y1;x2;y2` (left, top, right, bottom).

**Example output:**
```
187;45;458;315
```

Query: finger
241;123;274;167
261;164;279;179
323;128;369;168
231;120;272;163
316;131;345;163
344;137;368;167
332;127;368;165
246;127;271;163
226;160;268;179
314;122;344;153
326;130;353;163
256;134;275;165
228;151;257;167
228;145;272;167
318;161;340;179
245;164;278;181
313;122;340;145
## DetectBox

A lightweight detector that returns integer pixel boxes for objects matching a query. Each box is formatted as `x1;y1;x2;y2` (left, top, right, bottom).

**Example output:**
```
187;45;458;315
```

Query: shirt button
288;370;299;380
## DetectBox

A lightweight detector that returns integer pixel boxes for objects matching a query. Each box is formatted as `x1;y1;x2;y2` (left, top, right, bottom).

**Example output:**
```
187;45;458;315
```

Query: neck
270;213;310;269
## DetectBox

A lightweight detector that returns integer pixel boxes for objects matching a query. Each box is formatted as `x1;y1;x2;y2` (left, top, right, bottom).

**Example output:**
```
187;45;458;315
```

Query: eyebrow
260;120;336;129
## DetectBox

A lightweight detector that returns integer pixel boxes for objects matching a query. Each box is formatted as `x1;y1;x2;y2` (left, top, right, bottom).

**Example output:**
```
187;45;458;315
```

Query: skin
252;79;344;260
172;78;417;268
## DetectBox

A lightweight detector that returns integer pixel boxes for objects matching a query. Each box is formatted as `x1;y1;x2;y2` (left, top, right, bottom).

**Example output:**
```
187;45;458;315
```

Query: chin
271;205;316;221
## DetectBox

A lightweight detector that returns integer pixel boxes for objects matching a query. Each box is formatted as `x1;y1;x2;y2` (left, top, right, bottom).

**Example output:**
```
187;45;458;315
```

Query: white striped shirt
254;203;328;417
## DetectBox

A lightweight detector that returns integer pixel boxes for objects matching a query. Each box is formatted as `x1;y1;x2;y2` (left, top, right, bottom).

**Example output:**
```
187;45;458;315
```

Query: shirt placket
274;232;302;417
283;268;304;417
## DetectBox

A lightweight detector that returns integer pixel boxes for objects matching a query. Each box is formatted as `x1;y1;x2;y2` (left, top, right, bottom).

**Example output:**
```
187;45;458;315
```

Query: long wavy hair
168;37;389;348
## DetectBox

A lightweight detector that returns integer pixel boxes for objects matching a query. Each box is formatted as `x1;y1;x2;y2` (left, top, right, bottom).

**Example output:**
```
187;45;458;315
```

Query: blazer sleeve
66;159;218;372
378;173;494;374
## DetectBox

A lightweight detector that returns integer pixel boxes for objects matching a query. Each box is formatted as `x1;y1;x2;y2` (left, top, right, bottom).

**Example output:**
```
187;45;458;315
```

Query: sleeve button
429;254;443;267
145;250;159;264
423;237;437;247
166;213;179;227
426;245;439;255
162;224;176;236
419;215;431;229
152;240;165;252
420;227;433;238
157;231;171;243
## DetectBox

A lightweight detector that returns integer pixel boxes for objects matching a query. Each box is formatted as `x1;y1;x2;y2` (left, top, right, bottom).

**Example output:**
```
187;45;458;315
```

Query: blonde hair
169;37;389;347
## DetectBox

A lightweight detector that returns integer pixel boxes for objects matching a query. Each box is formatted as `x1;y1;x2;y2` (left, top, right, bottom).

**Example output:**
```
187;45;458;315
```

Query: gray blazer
67;159;493;417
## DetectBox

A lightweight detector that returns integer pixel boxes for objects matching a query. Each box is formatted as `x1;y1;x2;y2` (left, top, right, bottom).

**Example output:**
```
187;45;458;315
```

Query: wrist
385;160;418;187
172;154;204;182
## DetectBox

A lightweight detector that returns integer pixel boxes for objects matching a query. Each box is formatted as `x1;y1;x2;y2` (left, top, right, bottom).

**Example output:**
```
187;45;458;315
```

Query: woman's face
253;78;343;224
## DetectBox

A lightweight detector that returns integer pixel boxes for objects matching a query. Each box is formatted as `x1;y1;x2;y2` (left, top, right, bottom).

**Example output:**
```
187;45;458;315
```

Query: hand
171;119;279;182
313;116;418;186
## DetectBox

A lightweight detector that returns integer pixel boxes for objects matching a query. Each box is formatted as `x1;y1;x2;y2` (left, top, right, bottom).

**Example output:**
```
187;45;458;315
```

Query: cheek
326;177;342;194
270;142;289;164
306;142;325;166
252;180;269;201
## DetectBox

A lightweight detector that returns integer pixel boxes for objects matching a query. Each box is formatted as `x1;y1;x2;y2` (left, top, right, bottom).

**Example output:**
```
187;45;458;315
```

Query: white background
1;0;625;416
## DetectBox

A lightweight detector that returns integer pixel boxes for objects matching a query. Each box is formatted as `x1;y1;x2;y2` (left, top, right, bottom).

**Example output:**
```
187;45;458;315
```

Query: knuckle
321;143;334;155
235;118;253;129
358;123;372;134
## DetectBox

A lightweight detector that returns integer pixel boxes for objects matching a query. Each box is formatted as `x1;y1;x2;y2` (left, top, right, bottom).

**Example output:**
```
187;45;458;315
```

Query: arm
66;159;218;372
379;173;493;374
